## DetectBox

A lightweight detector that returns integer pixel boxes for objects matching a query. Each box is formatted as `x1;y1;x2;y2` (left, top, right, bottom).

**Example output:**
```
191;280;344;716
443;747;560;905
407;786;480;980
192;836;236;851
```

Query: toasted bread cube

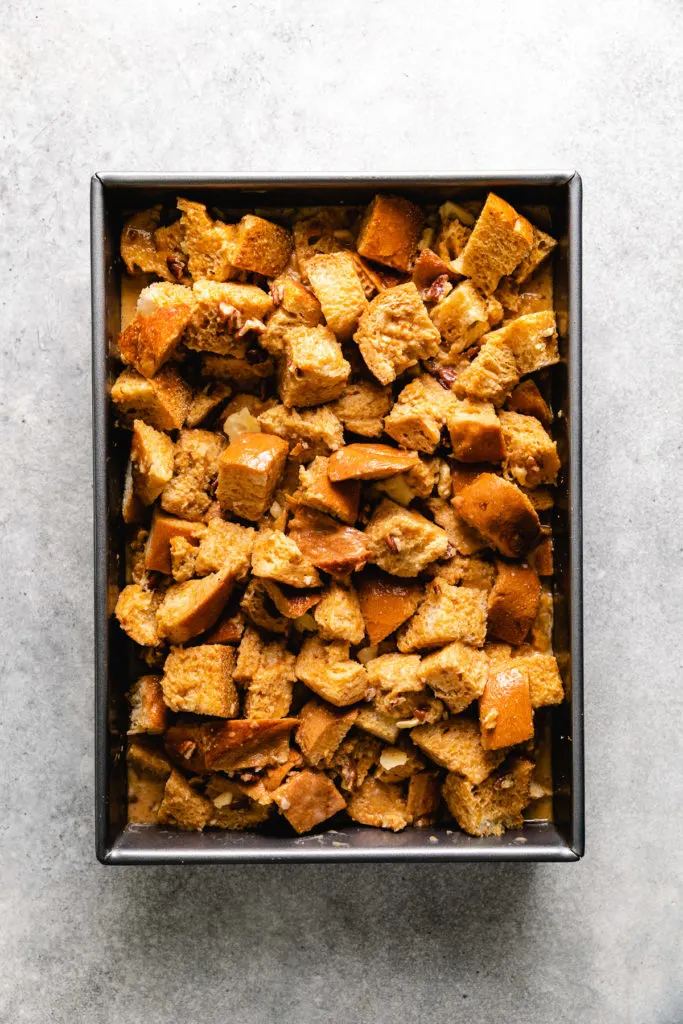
169;536;199;581
177;198;236;281
252;529;321;589
204;718;298;771
412;718;505;783
296;457;360;525
505;379;553;427
529;589;554;653
307;251;368;340
453;193;534;294
356;194;423;272
259;404;344;462
356;569;422;644
375;740;425;784
513;226;557;284
431;553;496;591
499;410;560;489
128;675;168;734
274;770;345;833
119;283;195;377
447;399;504;463
157;769;212;831
278;325;350;408
354;282;441;385
216;432;288;521
122;459;144;525
272;276;323;325
145;509;206;574
235;748;304;806
512;646;564;707
161;428;227;521
364;499;449;577
185;280;273;354
115;584;162;647
355;707;400;744
453;473;541;558
425;496;488;557
234;625;265;685
384;376;458;454
241;580;290;634
419;640;489;714
480;664;534;750
412;247;451;291
161;643;238;717
366;653;443;725
397;581;488;652
455;336;520;407
205;608;246;645
429;279;496;355
288;507;369;576
296;701;358;766
201;352;276;387
127;737;172;779
330;380;392;438
488;560;541;645
204;777;272;830
229;214;292;277
296;637;368;706
328;443;419;482
293;208;354;279
120;205;175;279
407;772;441;826
245;641;297;719
313;581;365;644
491;311;559;375
325;732;381;792
262;581;322;619
443;757;534;836
194;519;255;579
156;567;235;644
112;366;192;432
346;777;409;831
130;420;175;505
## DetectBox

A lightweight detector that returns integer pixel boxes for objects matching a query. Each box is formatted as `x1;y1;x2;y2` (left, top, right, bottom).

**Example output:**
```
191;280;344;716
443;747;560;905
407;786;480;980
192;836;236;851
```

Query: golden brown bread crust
453;472;541;558
295;456;360;525
230;215;292;277
144;509;205;574
119;303;194;379
356;194;424;272
216;432;289;521
288;507;369;576
505;379;553;426
356;569;422;645
479;664;534;750
273;770;346;834
442;758;534;836
204;718;299;771
453;193;534;294
487;560;541;645
327;443;419;482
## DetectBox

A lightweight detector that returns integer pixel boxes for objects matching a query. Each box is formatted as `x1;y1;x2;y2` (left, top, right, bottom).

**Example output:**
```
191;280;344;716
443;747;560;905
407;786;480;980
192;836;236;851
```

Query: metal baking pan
91;173;583;864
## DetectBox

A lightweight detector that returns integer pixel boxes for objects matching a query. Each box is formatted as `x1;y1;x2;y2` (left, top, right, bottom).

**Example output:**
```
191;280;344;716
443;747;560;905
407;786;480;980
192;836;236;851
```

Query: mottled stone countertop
2;1;681;1021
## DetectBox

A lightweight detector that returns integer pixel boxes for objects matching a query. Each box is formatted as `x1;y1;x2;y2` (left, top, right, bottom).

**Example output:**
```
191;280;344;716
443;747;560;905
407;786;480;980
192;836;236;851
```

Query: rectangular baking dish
92;172;583;864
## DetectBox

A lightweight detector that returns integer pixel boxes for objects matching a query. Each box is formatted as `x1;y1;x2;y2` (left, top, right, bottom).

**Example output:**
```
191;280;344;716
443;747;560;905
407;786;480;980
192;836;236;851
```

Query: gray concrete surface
1;0;682;1020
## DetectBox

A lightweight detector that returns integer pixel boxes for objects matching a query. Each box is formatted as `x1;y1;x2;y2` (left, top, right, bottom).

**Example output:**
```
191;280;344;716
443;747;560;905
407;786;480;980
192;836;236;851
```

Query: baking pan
92;173;583;864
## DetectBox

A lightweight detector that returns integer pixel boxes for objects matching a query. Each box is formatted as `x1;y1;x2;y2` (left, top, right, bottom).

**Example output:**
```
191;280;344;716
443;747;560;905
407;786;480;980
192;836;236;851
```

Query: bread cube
292;208;354;280
425;496;488;557
288;507;369;576
119;282;195;377
161;644;238;717
313;582;365;644
127;738;172;780
296;701;358;766
120;205;177;280
407;772;441;826
169;536;198;581
241;580;289;634
204;718;298;771
122;459;144;525
375;740;425;784
328;443;419;482
447;399;504;463
177;198;236;281
156;567;235;644
480;664;534;750
216;432;288;521
194;519;255;579
499;410;560;488
278;325;350;408
505;379;553;427
325;732;381;792
112;366;192;432
429;280;495;355
262;581;322;619
144;509;206;574
235;748;303;806
272;275;323;325
487;560;541;645
455;336;520;407
366;653;443;725
296;457;360;525
252;530;321;589
513;225;557;284
442;757;534;836
205;609;246;645
384;376;458;454
453;193;534;294
295;637;368;706
397;581;488;651
157;770;212;831
115;584;162;647
259;404;344;463
529;590;554;654
229;214;292;277
244;641;297;719
201;352;275;387
127;675;168;734
307;251;368;340
130;420;175;505
411;718;505;783
274;770;346;833
233;625;264;684
364;500;449;577
204;777;272;830
330;380;392;438
356;194;423;272
490;311;559;375
419;640;488;714
185;280;273;354
161;428;227;521
511;646;564;707
356;569;422;644
346;777;409;831
453;473;541;558
354;282;441;385
355;707;400;744
430;553;495;591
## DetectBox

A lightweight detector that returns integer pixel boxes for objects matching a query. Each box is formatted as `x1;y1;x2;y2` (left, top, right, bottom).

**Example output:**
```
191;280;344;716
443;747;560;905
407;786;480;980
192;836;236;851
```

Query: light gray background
1;0;681;1020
